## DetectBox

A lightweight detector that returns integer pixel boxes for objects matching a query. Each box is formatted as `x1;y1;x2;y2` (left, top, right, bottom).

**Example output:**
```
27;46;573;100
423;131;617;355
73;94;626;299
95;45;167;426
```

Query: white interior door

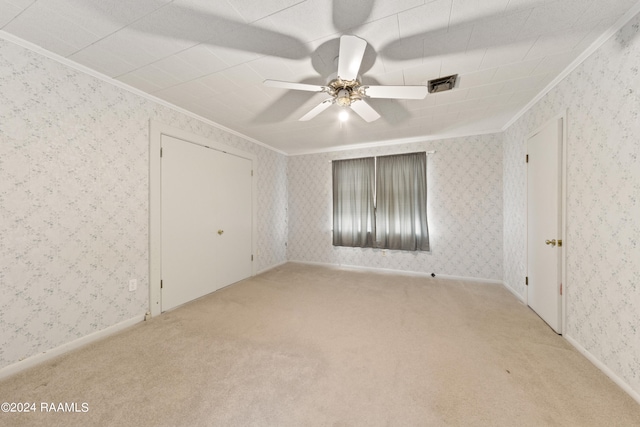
527;117;563;333
161;135;253;312
161;135;219;311
215;153;253;286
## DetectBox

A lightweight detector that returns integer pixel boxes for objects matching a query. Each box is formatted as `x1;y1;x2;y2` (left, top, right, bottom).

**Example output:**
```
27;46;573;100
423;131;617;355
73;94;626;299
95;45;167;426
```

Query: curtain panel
375;152;430;251
332;157;376;247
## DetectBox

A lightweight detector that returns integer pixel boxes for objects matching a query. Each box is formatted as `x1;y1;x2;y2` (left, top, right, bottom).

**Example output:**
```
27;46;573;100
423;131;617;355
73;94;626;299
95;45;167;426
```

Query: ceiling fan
263;35;428;122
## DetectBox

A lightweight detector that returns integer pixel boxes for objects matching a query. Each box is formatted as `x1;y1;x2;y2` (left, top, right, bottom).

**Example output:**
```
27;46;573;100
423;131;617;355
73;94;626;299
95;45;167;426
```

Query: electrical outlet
129;279;137;292
382;250;386;257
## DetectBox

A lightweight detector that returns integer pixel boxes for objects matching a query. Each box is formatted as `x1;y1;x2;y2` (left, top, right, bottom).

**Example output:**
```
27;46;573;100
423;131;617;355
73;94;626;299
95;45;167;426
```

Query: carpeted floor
1;263;639;426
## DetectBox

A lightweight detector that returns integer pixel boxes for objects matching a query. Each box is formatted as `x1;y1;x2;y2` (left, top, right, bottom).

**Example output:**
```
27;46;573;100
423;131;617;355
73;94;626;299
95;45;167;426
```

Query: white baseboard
564;334;640;405
501;281;526;303
256;260;288;275
288;260;503;285
433;272;503;285
0;314;145;381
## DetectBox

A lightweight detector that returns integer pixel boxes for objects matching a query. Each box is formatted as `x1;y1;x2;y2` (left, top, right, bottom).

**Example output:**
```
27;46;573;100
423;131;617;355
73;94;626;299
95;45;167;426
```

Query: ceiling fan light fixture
336;88;352;106
339;110;349;122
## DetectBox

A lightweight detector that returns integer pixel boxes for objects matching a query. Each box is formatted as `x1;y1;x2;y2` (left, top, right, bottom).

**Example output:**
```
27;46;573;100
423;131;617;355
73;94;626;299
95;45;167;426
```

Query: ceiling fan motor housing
327;77;365;107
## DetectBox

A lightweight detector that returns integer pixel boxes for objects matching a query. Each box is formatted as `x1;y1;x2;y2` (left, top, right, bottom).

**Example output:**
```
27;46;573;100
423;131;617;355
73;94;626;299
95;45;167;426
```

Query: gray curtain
332;157;376;247
375;152;429;251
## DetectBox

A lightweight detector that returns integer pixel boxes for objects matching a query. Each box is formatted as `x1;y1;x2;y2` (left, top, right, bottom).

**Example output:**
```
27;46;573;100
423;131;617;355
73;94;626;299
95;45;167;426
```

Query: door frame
149;121;257;317
525;111;568;333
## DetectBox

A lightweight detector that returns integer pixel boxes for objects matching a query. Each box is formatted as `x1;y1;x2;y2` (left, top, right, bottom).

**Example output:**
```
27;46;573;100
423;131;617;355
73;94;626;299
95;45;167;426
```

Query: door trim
149;121;257;317
524;111;567;333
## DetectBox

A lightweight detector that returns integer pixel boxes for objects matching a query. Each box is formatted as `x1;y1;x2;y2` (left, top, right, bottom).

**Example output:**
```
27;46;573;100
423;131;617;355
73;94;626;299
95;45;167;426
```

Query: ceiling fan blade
337;35;367;81
350;100;381;122
264;80;326;92
300;99;335;121
364;85;428;99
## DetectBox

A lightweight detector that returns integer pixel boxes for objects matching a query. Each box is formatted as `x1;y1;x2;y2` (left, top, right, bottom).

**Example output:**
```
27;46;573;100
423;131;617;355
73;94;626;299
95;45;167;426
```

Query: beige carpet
1;263;638;426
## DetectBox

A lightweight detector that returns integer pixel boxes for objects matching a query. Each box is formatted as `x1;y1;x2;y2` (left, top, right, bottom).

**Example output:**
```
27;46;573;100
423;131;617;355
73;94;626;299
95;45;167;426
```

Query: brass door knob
218;230;224;235
545;239;556;247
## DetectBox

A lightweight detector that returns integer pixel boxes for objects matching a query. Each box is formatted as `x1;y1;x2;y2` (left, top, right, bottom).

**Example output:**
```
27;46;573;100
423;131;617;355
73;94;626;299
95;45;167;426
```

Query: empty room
1;0;639;425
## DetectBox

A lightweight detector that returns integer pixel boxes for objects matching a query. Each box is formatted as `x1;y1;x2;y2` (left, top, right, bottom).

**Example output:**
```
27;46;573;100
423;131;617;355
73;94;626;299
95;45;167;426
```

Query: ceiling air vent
428;74;458;93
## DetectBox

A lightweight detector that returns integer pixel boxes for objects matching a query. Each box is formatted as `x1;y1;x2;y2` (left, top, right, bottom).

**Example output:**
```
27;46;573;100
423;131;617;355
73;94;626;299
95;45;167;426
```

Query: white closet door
215;153;253;287
161;135;221;311
161;135;253;312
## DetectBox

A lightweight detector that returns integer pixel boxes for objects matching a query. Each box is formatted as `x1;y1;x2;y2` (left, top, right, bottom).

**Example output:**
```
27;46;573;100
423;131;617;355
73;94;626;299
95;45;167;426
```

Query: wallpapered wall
0;39;288;369
287;134;504;281
503;14;640;395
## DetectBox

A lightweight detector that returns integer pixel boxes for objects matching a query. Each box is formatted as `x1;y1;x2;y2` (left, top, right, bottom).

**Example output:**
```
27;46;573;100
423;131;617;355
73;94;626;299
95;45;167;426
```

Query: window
332;152;429;251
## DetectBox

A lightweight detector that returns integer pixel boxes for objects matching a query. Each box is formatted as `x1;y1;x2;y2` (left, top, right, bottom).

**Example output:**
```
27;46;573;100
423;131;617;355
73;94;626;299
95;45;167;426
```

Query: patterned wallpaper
503;14;640;395
287;134;504;281
0;38;288;369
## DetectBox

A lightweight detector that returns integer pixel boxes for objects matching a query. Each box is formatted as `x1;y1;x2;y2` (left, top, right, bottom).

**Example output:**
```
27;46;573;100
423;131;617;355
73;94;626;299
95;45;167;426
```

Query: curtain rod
329;151;436;162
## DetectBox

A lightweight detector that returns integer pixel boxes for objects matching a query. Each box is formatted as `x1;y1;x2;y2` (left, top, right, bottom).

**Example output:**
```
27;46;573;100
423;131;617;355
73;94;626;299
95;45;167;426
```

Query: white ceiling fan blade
300;99;334;121
350;100;380;122
264;80;326;92
337;35;367;81
364;85;428;99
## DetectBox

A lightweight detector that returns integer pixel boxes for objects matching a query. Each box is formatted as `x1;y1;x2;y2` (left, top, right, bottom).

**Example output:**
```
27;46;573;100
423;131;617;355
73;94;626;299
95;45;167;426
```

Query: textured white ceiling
1;0;639;154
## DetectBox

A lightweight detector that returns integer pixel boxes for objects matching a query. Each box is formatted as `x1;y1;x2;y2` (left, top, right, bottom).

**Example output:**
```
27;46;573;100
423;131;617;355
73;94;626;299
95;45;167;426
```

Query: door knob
545;239;556;247
218;230;224;235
